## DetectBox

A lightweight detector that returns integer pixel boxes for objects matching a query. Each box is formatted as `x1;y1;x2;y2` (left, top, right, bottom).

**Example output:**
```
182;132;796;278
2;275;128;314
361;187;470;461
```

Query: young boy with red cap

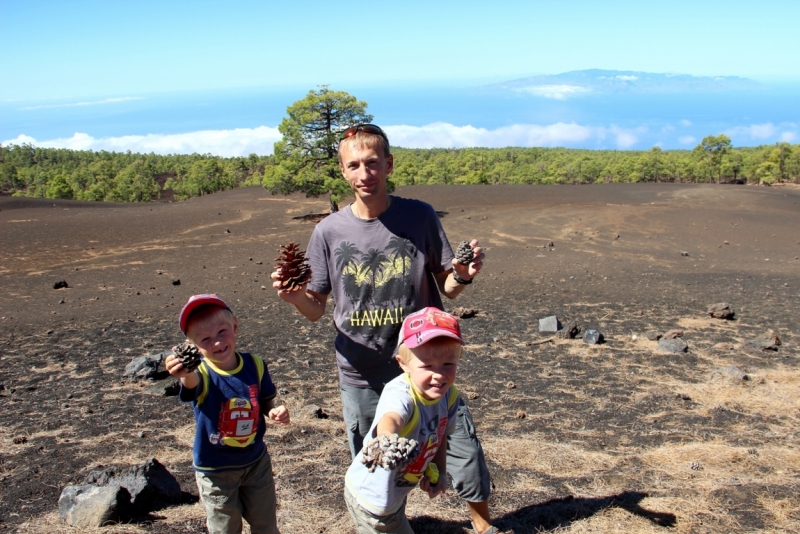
344;307;464;533
165;294;289;534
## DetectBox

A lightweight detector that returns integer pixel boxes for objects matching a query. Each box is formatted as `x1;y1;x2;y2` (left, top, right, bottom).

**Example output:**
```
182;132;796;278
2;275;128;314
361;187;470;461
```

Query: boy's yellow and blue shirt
179;352;276;472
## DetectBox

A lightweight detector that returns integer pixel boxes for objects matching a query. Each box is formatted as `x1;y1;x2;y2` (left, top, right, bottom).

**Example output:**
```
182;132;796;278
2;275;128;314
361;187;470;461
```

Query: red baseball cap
398;307;464;349
179;294;231;335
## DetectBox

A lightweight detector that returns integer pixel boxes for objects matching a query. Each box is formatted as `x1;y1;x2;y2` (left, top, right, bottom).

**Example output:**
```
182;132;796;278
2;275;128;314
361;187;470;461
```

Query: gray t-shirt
344;373;459;516
307;196;454;387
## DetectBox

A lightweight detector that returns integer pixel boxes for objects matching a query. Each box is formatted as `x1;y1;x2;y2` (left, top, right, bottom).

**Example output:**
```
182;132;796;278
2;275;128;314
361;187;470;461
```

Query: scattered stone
82;458;181;514
279;387;289;395
303;404;328;419
53;280;69;289
171;279;180;286
539;316;562;334
689;461;701;471
361;433;419;472
708;303;735;320
225;229;231;233
658;337;688;353
123;352;166;380
662;329;683;339
711;366;749;382
13;435;27;444
741;330;781;353
466;392;480;400
583;329;604;344
162;380;180;397
546;241;554;248
256;261;263;265
515;411;526;419
714;342;735;351
59;485;131;528
556;320;580;339
506;381;516;390
645;331;661;341
680;251;690;257
451;307;477;319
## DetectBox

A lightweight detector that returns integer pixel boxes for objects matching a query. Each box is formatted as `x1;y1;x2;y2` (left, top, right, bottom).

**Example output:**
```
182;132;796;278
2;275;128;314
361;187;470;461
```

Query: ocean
2;82;798;154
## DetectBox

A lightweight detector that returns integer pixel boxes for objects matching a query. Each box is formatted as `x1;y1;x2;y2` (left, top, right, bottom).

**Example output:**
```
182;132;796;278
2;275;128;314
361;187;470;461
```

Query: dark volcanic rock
708;302;735;319
59;485;131;528
124;352;166;380
741;330;781;353
82;458;181;514
556;321;581;339
583;329;604;344
659;338;689;353
539;316;562;334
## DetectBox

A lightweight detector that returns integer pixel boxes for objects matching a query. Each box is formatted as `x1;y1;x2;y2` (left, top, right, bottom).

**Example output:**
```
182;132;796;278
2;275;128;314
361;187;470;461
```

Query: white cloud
385;122;642;149
678;135;696;145
3;122;657;155
513;84;590;100
680;119;692;127
615;75;638;81
661;125;675;133
19;97;144;111
725;123;777;140
780;131;797;142
2;127;282;157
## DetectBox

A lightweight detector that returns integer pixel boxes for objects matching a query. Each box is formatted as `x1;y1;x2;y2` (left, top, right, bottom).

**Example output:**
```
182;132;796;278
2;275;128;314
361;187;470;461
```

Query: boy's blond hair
396;337;463;366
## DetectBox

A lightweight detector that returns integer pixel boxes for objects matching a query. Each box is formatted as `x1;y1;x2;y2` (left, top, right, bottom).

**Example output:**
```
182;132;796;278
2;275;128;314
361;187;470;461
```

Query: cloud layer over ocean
3;121;796;157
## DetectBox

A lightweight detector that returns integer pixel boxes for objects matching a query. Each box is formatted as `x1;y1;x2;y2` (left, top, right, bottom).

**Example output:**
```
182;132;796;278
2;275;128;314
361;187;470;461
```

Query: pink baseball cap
398;307;465;349
179;294;231;335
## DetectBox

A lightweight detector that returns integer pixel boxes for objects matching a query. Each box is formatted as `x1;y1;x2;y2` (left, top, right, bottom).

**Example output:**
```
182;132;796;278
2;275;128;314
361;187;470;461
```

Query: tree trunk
329;196;339;213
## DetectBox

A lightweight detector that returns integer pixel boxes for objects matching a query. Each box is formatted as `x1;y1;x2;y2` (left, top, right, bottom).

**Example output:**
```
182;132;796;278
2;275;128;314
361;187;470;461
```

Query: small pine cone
455;241;474;266
174;342;202;371
275;242;312;289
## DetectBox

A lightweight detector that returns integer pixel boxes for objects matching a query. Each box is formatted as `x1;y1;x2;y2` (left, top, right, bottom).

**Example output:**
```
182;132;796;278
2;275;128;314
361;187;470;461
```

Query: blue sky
1;0;799;154
2;0;799;100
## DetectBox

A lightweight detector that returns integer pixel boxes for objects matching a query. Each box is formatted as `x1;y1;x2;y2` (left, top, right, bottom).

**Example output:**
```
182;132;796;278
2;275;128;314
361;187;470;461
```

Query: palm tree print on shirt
335;237;417;343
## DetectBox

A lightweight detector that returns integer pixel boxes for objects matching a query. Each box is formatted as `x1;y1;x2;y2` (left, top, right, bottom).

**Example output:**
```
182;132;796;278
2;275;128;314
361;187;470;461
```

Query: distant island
492;69;765;98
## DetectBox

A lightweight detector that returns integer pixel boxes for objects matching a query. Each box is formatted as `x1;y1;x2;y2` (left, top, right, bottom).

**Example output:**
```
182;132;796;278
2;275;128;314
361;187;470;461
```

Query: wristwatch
452;272;472;285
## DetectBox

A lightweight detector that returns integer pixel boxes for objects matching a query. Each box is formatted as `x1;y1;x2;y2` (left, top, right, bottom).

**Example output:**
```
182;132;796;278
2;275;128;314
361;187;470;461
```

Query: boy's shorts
447;396;492;502
195;450;279;534
344;486;414;534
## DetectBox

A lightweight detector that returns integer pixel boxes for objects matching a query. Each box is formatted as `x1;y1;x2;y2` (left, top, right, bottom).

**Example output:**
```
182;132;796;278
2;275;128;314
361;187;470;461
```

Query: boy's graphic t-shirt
345;373;459;516
306;196;454;387
180;352;276;472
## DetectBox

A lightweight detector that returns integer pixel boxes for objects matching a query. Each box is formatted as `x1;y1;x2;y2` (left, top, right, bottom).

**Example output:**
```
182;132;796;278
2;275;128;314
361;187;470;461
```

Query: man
272;124;500;534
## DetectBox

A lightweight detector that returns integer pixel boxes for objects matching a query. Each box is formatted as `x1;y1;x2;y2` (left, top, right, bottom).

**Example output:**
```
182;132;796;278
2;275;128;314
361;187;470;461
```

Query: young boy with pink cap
344;307;464;533
165;294;289;534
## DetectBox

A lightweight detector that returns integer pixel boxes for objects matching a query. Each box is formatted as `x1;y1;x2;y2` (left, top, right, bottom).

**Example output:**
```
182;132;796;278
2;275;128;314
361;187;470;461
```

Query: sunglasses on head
340;124;387;142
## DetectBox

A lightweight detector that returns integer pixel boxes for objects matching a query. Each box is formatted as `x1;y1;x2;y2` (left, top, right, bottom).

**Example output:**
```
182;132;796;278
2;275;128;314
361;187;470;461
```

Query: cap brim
402;329;465;349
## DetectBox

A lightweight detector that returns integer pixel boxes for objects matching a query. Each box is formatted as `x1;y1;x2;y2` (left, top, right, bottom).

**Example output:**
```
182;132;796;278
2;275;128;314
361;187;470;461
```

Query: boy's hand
420;474;446;499
451;239;484;281
268;405;290;425
165;351;191;378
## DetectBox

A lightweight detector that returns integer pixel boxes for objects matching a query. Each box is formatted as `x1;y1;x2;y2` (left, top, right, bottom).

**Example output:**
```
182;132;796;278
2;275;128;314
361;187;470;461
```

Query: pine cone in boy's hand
455;241;475;266
361;433;419;472
275;242;312;289
174;342;202;371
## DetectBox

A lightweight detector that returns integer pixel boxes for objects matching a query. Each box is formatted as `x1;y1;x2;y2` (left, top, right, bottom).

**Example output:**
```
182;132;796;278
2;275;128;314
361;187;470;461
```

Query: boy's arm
165;353;200;389
420;435;448;498
375;411;405;435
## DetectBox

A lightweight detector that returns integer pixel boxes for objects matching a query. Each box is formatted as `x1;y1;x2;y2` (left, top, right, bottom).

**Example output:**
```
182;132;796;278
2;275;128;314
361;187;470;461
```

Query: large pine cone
174;342;202;371
455;241;474;266
360;433;419;472
275;242;312;289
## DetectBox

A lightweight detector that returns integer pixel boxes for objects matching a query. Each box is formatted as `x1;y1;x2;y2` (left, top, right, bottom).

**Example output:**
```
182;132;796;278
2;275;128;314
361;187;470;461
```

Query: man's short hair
337;129;391;162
